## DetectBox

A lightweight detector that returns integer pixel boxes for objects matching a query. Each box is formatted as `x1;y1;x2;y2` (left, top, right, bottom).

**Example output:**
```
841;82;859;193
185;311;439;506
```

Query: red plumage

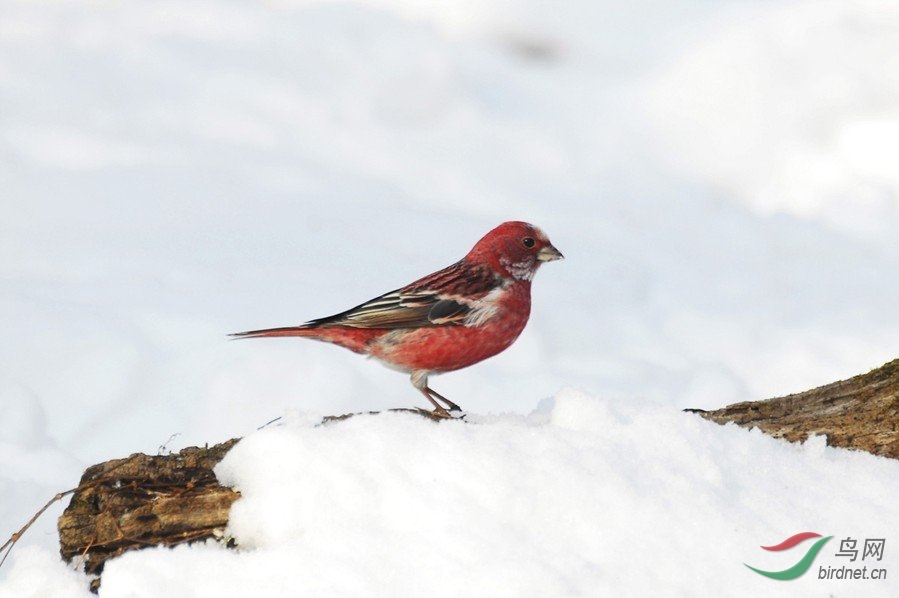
232;221;563;416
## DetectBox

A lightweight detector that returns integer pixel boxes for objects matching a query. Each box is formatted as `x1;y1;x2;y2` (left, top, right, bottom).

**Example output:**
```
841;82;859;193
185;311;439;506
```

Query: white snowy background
2;0;898;596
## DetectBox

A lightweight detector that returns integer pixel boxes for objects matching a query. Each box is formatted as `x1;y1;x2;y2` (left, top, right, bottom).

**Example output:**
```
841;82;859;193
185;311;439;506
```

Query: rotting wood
57;439;241;583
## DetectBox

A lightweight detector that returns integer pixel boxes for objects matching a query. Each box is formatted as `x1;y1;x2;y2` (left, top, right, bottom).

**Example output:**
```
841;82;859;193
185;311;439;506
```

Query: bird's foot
412;406;466;421
430;406;454;419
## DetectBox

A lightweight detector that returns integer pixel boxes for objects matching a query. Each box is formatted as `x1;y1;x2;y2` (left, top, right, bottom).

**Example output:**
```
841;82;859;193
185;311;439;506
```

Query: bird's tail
230;323;380;354
229;325;319;339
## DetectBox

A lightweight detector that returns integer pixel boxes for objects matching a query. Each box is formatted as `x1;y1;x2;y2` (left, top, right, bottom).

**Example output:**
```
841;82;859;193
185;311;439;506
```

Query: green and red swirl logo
745;532;833;580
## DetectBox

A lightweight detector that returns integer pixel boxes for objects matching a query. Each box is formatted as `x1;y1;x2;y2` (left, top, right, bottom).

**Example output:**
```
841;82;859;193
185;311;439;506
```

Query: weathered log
688;358;899;459
57;438;241;585
50;366;898;592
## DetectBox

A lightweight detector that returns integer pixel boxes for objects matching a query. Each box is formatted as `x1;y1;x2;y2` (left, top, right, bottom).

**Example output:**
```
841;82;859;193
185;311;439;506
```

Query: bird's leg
417;388;452;418
425;386;462;412
410;371;462;417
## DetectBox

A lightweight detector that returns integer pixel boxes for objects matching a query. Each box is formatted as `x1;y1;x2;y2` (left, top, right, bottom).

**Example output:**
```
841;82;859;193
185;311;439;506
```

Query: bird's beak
537;244;564;262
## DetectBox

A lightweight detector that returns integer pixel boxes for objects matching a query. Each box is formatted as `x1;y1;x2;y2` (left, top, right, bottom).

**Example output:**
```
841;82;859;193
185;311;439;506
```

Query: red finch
232;221;563;417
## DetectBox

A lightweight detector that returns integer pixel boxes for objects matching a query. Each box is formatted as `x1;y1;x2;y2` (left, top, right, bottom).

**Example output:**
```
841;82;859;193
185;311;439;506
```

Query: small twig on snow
0;488;76;570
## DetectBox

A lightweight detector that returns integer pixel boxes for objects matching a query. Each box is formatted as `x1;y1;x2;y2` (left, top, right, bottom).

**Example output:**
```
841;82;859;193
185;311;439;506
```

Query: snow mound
4;390;895;597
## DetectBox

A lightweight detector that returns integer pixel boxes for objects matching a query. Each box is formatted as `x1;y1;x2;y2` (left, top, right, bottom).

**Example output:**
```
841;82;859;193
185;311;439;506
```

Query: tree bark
687;358;899;459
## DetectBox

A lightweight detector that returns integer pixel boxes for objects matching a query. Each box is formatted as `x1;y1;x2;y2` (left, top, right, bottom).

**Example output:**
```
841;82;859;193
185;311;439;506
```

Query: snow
2;0;899;595
8;393;898;597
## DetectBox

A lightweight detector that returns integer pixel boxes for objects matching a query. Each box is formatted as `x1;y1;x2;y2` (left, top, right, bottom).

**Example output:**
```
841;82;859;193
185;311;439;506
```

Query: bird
231;221;563;417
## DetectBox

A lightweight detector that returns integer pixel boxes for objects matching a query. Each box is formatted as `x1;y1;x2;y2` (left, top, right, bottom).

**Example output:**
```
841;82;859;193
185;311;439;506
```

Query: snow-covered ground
2;0;898;596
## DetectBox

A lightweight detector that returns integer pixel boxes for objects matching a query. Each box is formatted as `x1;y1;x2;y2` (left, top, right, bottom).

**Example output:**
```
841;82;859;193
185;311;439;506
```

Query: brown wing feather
306;260;500;330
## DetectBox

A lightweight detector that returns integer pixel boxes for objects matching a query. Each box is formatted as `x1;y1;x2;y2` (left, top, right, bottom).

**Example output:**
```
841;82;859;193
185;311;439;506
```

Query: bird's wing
306;260;502;329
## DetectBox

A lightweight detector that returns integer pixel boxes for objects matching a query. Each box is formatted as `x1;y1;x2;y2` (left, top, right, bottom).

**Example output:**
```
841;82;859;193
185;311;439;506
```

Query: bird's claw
413;407;466;421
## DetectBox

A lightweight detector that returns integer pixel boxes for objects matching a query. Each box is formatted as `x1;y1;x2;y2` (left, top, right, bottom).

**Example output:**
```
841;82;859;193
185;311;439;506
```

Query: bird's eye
522;237;536;248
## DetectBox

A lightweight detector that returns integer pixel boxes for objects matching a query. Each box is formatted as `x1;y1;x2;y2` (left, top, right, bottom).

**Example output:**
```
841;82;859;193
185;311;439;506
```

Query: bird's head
466;221;563;281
